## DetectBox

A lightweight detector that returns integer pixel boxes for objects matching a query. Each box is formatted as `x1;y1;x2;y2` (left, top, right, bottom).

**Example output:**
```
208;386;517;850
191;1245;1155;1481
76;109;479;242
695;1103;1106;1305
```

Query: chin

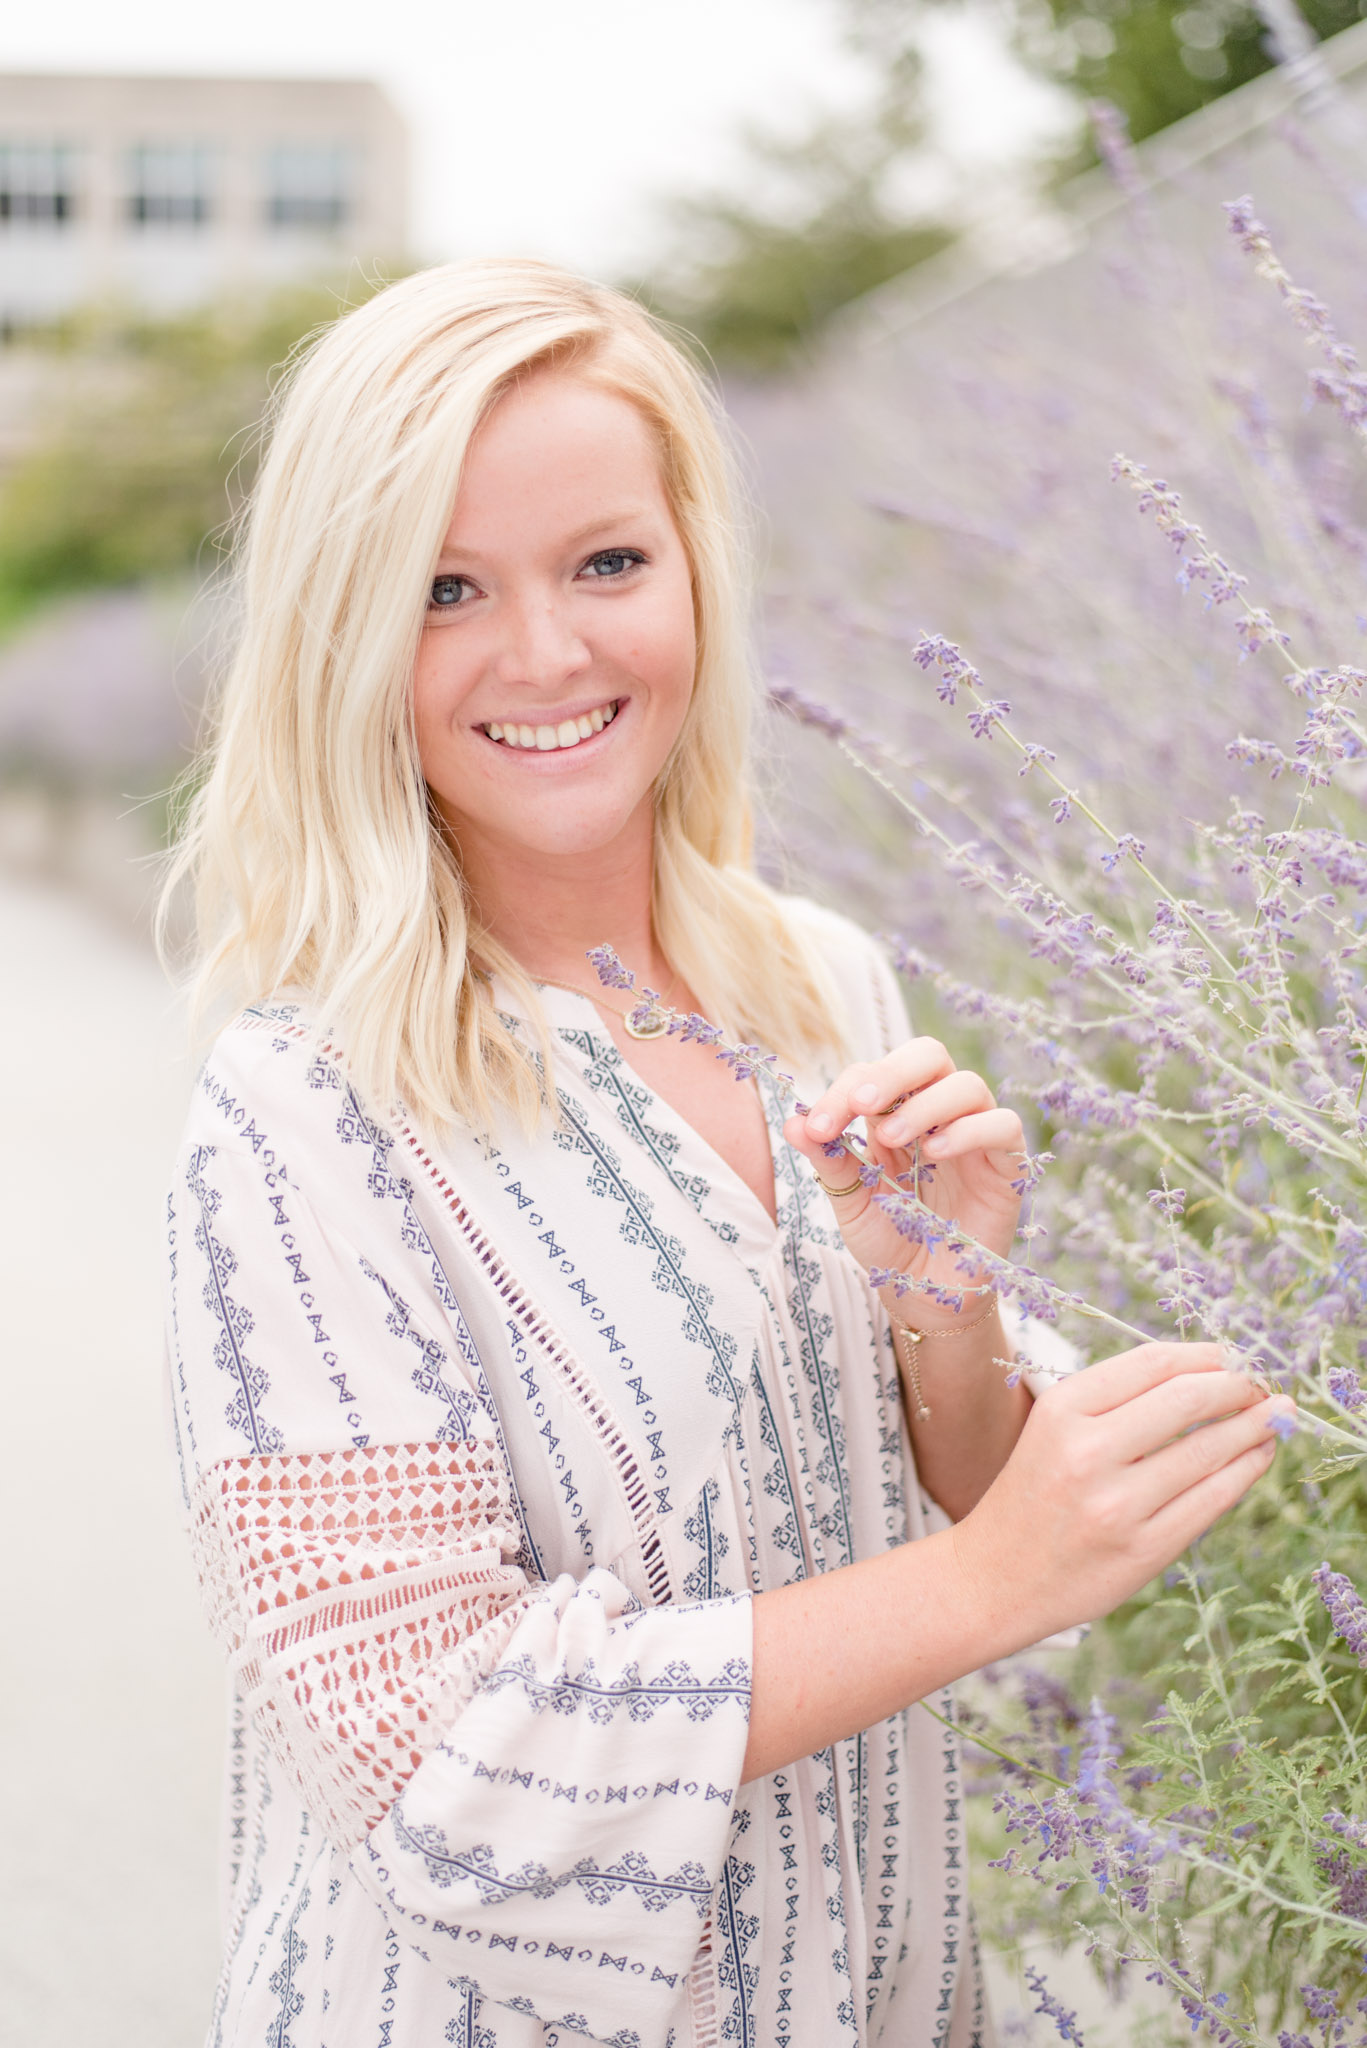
447;792;650;865
515;816;643;861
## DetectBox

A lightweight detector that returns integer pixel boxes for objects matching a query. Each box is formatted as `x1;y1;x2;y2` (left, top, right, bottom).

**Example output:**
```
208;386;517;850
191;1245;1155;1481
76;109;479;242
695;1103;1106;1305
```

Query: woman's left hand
782;1039;1025;1319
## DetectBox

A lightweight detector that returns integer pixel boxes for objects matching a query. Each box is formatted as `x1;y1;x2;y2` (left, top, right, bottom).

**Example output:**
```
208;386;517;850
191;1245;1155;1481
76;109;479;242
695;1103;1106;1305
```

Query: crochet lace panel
189;1441;534;1850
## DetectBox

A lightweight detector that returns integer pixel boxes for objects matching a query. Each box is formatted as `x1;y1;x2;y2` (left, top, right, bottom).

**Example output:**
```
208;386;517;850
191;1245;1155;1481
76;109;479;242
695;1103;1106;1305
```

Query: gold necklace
536;972;680;1041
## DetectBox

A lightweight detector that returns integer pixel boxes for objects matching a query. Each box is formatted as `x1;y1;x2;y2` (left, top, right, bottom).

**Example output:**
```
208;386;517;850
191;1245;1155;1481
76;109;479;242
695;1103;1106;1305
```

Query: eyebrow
435;507;661;564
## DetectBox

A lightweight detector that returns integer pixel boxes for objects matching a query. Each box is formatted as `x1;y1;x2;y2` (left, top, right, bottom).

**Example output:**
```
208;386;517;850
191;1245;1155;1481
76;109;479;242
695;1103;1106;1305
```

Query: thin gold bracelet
891;1296;1002;1422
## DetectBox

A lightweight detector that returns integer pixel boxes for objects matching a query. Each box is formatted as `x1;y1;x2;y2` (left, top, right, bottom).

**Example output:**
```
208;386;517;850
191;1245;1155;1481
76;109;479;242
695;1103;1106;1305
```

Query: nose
492;588;593;694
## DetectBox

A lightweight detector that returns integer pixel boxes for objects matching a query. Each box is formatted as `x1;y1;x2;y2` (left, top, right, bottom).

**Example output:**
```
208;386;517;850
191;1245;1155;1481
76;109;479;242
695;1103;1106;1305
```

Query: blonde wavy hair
162;257;845;1131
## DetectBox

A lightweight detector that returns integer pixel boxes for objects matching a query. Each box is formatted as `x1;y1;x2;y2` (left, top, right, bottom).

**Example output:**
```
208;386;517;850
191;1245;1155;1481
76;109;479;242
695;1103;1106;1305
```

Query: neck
456;803;670;991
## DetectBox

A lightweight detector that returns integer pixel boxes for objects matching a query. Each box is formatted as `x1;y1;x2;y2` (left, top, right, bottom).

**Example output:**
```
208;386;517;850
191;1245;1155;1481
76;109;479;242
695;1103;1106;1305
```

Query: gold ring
813;1170;865;1199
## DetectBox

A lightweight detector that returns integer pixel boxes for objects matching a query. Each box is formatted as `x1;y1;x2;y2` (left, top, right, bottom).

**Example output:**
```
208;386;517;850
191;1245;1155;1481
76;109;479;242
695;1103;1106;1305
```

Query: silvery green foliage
742;135;1367;2042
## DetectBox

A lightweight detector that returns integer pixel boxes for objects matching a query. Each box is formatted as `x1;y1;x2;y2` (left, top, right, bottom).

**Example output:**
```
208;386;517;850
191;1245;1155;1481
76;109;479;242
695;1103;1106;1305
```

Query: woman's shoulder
771;893;911;1062
182;994;357;1164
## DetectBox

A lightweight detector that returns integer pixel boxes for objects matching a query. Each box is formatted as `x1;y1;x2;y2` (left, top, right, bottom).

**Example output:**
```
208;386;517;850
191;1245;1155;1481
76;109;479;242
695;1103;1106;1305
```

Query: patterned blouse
166;902;995;2048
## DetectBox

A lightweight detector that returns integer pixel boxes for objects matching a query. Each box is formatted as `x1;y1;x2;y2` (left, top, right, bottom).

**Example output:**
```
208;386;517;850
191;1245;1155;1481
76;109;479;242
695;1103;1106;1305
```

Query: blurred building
0;72;408;327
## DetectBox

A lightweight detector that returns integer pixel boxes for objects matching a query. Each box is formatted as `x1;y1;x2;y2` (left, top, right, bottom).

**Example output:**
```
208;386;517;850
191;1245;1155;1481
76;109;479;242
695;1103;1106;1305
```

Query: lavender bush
745;183;1367;2041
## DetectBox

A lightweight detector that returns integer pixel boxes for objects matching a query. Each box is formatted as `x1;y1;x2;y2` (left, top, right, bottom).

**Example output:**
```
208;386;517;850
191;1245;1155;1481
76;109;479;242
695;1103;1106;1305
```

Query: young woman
163;260;1290;2048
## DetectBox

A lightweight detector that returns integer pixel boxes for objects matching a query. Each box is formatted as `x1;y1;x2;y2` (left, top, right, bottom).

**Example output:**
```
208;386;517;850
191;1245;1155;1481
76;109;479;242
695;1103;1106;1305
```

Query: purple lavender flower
587;944;635;991
1151;1965;1246;2045
1313;1814;1367;1922
765;680;849;740
1226;197;1367;445
1112;457;1250;608
1100;833;1145;873
1327;1367;1367;1413
1088;99;1144;205
678;1013;724;1047
911;632;984;704
1299;1983;1343;2025
1236;610;1292;658
1313;1564;1367;1665
968;698;1012;740
1011;1151;1054;1197
1024;1966;1084;2045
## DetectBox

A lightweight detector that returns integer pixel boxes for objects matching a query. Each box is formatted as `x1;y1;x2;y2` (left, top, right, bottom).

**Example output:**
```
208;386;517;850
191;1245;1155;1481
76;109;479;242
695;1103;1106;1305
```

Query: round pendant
624;1010;669;1041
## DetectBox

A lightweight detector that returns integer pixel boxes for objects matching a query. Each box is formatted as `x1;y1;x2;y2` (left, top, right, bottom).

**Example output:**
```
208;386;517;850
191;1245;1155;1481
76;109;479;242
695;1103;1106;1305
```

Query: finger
780;1115;872;1205
1062;1342;1229;1417
915;1109;1024;1169
1129;1395;1293;1518
1140;1431;1280;1563
877;1072;995;1149
782;1110;862;1175
1104;1369;1267;1464
803;1040;956;1142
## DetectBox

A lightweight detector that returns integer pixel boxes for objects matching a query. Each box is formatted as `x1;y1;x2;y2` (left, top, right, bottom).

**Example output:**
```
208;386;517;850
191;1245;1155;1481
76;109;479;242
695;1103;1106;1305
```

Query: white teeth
485;703;618;750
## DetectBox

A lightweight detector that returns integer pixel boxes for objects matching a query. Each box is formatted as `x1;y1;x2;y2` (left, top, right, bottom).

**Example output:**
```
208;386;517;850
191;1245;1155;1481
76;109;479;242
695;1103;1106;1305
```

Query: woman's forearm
741;1520;1027;1783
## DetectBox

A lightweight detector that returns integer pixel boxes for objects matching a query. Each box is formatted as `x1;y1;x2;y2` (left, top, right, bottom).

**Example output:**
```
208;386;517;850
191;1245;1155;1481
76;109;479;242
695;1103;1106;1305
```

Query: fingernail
852;1084;879;1109
921;1133;943;1154
881;1119;908;1145
807;1112;834;1137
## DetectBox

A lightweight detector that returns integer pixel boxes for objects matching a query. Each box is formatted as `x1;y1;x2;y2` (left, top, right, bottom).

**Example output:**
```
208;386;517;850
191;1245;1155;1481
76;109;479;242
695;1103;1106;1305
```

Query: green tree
640;8;950;369
0;280;385;623
1015;0;1361;143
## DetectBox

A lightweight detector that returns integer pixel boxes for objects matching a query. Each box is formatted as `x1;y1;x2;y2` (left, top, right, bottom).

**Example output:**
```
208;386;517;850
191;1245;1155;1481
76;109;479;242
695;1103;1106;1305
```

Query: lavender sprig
1226;197;1367;449
1024;1965;1085;2045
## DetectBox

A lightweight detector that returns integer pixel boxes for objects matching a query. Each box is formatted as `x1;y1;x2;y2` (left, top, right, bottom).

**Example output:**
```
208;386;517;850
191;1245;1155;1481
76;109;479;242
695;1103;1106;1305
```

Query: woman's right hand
743;1341;1292;1784
951;1342;1293;1643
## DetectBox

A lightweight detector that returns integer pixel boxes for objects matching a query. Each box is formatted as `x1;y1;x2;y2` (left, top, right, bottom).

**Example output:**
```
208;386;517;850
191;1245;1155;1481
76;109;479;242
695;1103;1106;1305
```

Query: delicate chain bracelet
891;1295;1002;1422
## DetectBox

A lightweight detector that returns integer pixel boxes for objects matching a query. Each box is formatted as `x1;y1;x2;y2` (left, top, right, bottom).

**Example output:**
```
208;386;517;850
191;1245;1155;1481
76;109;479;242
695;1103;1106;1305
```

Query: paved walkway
0;875;222;2047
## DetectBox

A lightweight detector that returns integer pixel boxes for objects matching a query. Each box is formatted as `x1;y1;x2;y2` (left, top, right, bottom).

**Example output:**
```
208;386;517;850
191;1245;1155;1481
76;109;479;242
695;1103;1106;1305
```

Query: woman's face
412;368;698;872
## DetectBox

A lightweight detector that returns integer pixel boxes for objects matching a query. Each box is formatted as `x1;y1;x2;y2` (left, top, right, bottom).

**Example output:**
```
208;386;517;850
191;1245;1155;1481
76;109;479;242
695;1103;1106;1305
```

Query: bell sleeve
168;1103;752;2048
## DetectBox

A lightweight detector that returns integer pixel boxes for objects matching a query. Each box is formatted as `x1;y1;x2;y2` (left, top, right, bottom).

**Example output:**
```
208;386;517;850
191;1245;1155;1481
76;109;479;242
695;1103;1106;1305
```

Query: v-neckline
503;981;785;1269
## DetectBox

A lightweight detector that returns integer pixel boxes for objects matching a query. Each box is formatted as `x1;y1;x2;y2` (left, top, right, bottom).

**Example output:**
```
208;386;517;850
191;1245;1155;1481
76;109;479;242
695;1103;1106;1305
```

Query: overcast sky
0;0;1074;275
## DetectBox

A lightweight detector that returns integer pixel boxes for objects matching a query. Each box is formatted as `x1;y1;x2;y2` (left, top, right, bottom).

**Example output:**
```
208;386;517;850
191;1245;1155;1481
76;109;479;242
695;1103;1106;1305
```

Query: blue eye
579;549;645;580
429;574;474;610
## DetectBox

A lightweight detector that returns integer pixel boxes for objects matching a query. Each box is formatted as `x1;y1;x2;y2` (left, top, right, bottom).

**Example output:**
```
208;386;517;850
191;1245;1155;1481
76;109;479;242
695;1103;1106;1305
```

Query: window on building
127;144;215;226
265;143;353;230
0;144;75;225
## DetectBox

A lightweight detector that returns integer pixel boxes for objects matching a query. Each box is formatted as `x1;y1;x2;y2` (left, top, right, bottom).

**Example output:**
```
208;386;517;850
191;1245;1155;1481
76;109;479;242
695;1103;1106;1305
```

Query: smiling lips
481;700;620;752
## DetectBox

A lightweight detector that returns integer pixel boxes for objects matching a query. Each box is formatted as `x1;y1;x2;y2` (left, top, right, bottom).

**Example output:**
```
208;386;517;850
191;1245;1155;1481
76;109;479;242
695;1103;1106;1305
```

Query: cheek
629;579;697;708
410;634;472;771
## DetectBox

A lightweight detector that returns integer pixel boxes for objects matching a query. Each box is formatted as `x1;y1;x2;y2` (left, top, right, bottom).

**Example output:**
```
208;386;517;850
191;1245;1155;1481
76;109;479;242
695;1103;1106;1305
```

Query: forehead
442;370;668;549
